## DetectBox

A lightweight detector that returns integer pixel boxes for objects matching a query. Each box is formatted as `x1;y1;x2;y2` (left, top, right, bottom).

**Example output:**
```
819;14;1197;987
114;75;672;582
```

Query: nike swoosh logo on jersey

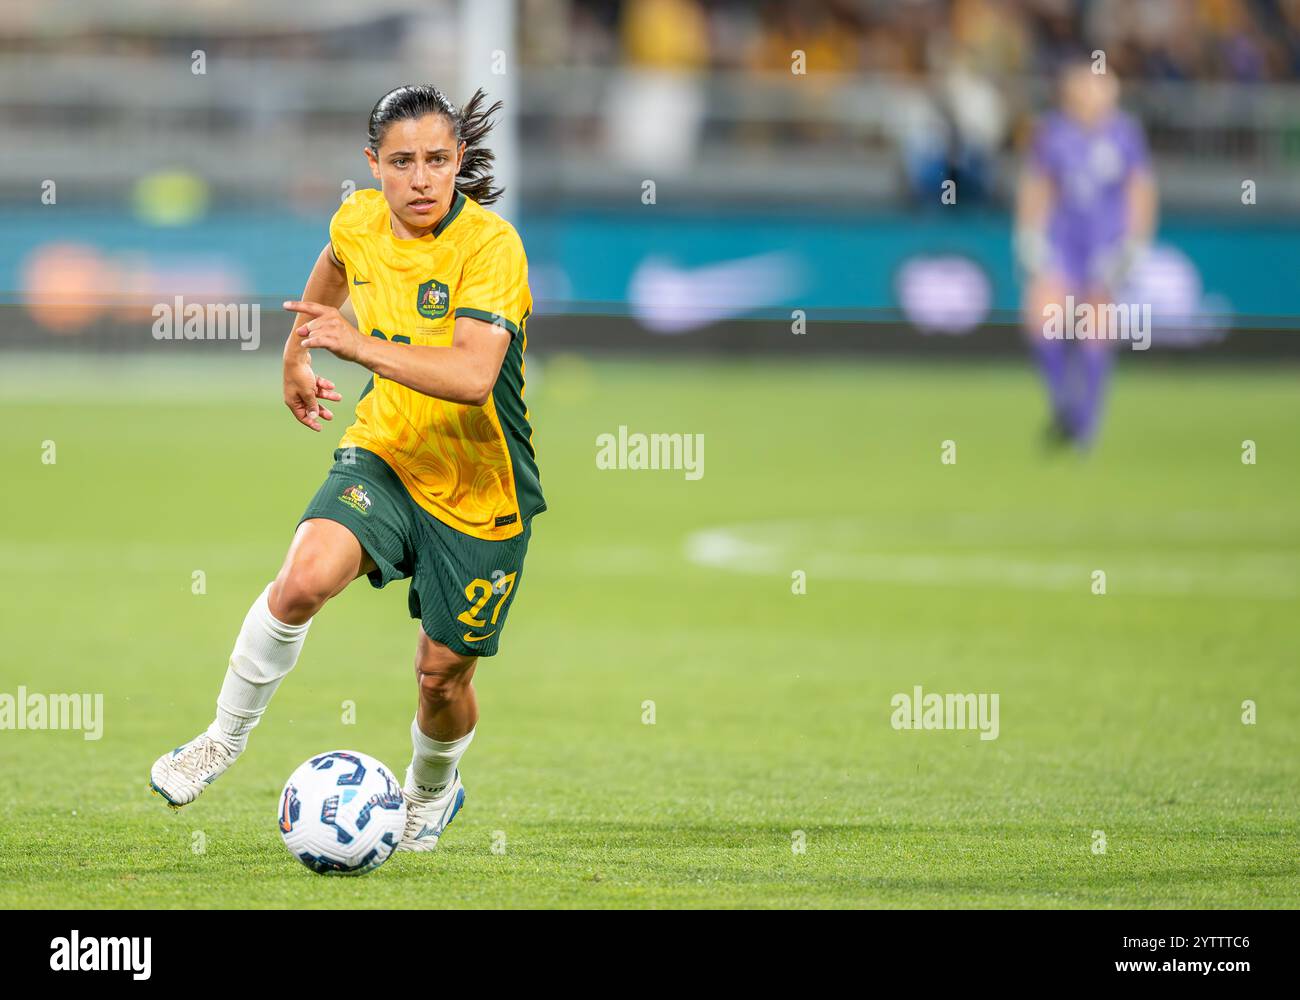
352;276;370;285
462;630;496;643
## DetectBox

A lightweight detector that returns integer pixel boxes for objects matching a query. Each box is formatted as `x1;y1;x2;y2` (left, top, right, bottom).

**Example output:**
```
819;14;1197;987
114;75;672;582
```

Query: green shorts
299;447;532;657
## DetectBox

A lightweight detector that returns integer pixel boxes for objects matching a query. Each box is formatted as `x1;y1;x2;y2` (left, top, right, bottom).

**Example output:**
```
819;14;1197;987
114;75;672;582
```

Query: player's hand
1093;238;1145;295
284;300;365;363
283;362;342;433
1013;228;1051;281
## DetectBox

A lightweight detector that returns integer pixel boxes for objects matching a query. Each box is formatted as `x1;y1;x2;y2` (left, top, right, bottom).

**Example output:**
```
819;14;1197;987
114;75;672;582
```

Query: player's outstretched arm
282;302;511;407
283;245;349;432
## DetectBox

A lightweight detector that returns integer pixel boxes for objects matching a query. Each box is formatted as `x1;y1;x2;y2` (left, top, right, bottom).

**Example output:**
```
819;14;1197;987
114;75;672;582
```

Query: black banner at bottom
0;909;1282;986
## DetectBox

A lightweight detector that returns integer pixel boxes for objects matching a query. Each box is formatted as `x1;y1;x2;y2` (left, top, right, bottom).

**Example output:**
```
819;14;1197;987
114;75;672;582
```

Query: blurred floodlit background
0;0;1297;348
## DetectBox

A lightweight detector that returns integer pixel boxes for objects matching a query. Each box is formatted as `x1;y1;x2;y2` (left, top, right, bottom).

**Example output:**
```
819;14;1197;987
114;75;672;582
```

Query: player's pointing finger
282;300;331;317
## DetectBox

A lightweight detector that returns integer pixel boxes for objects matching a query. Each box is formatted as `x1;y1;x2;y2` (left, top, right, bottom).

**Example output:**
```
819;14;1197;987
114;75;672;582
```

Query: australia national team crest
416;278;450;320
338;484;372;516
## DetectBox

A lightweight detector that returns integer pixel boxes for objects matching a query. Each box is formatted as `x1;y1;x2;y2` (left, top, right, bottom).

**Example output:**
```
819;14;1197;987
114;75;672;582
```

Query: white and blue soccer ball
278;750;406;876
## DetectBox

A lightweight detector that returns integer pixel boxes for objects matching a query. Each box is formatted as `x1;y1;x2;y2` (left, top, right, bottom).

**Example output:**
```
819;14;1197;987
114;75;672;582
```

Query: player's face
366;115;466;236
1062;65;1119;126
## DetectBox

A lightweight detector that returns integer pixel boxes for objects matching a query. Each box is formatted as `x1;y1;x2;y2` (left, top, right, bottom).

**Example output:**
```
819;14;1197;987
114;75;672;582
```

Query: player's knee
270;557;343;624
415;642;475;706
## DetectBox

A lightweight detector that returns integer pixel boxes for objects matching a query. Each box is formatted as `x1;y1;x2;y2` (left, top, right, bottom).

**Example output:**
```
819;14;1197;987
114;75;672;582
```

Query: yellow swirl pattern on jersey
328;188;543;541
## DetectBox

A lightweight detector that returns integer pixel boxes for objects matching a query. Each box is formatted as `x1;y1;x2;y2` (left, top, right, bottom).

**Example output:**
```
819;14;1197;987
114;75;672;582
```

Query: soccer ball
278;750;406;876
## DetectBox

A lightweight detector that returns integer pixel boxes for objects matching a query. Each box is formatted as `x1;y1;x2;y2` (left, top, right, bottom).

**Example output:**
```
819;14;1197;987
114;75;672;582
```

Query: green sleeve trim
455;308;520;337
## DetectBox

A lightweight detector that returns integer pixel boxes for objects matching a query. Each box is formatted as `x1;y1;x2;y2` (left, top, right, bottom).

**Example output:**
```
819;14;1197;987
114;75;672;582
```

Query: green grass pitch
1;353;1297;908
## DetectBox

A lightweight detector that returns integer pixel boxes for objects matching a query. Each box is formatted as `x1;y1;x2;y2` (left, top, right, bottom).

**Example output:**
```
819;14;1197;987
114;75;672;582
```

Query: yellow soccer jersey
328;187;543;541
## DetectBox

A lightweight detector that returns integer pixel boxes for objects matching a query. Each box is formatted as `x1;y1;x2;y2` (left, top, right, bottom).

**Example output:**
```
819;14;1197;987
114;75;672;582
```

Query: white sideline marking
685;516;1299;599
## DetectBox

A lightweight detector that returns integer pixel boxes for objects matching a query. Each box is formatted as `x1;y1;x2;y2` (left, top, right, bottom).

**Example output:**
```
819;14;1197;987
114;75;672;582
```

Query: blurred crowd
5;0;1297;84
515;0;1300;204
528;0;1300;82
1;0;1295;211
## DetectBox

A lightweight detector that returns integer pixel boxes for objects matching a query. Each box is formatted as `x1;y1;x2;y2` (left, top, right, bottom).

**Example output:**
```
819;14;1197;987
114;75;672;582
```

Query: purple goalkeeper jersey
1030;110;1150;286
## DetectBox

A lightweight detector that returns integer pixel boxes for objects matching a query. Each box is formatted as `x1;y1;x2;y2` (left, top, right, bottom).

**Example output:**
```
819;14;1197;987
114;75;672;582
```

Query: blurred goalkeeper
1015;57;1157;449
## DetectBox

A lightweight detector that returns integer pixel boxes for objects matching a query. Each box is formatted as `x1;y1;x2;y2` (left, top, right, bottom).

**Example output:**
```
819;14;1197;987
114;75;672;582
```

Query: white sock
206;583;311;752
408;718;474;797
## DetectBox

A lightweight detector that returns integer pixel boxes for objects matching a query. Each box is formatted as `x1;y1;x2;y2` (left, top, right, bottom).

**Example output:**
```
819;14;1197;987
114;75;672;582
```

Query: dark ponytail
367;84;504;205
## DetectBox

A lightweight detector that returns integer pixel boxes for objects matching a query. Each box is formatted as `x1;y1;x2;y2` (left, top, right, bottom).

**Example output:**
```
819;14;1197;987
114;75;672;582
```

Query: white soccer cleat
149;732;237;810
398;769;466;852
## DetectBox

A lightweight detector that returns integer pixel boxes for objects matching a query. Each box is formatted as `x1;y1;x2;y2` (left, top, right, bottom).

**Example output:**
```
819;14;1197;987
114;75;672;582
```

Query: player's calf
400;635;477;849
149;581;312;809
148;520;373;810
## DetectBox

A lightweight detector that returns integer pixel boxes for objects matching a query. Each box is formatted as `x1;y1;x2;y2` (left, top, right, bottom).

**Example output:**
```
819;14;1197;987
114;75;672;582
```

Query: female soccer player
150;85;543;855
1015;58;1157;449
